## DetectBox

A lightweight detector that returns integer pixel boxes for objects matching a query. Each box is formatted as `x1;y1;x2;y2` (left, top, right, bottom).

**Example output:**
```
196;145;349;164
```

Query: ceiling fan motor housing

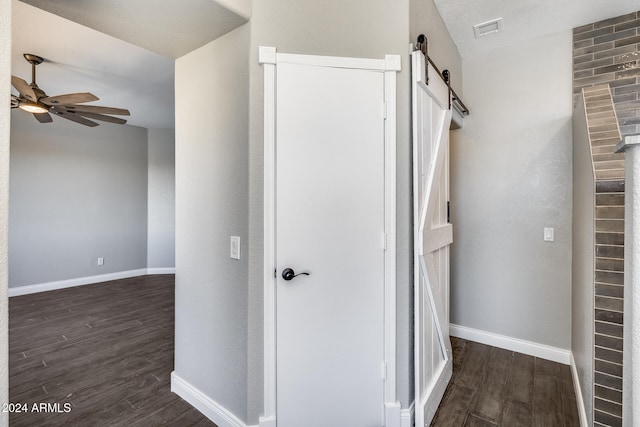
23;53;44;66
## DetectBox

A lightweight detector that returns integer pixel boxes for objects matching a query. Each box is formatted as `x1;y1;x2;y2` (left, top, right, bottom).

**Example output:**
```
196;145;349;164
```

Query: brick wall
582;85;624;427
573;11;640;137
573;12;638;427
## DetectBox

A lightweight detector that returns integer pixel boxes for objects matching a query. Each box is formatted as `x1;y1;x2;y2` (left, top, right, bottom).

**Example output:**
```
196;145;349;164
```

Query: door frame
258;46;401;427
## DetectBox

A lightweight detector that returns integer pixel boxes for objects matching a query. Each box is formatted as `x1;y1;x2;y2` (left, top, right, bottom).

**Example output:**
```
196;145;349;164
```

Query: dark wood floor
9;275;215;426
9;275;580;427
432;337;580;427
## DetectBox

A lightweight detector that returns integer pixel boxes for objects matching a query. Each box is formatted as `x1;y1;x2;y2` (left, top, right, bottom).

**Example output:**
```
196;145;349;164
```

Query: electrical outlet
543;228;554;242
97;257;104;266
230;236;240;260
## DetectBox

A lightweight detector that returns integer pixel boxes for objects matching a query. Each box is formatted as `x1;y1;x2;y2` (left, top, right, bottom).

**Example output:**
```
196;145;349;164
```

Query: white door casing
259;47;401;427
412;50;453;427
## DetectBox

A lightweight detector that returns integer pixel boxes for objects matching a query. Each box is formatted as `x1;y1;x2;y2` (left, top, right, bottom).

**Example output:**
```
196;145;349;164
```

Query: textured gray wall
451;31;573;349
9;113;148;288
0;0;11;421
174;24;250;422
572;92;595;426
147;128;175;269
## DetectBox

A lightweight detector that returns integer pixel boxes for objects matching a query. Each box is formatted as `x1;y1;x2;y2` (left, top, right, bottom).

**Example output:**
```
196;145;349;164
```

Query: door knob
282;268;310;281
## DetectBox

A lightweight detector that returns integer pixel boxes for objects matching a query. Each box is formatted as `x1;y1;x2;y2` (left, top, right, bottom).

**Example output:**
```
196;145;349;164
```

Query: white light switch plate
230;236;241;259
544;227;554;242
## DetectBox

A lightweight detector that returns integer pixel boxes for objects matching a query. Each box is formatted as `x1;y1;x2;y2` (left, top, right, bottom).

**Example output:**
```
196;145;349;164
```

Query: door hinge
382;102;387;120
447;201;451;223
382;233;387;251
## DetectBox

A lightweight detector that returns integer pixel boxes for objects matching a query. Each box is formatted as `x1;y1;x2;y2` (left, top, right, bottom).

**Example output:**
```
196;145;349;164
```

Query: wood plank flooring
9;275;580;427
431;337;580;427
9;275;215;427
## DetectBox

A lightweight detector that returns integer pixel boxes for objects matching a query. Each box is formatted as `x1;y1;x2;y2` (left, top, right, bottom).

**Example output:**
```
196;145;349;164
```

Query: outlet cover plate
230;236;240;260
544;227;554;242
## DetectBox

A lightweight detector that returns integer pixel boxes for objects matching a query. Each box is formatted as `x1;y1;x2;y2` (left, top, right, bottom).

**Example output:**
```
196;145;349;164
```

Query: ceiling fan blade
11;76;37;102
50;110;99;127
55;104;130;116
74;111;127;125
11;95;20;109
41;92;99;106
32;112;53;123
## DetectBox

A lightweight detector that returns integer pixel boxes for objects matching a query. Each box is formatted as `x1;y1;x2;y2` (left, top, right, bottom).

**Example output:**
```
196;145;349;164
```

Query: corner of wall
174;23;250;424
0;0;11;423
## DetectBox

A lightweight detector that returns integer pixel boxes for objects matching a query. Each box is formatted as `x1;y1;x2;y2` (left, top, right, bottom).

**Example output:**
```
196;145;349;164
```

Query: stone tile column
616;134;640;427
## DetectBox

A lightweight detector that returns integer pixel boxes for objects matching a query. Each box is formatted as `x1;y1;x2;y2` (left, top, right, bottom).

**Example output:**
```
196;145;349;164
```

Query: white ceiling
12;0;638;130
434;0;640;58
12;0;248;130
18;0;249;59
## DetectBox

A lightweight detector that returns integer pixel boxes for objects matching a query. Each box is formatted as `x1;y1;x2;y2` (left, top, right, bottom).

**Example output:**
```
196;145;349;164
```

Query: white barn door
412;50;453;427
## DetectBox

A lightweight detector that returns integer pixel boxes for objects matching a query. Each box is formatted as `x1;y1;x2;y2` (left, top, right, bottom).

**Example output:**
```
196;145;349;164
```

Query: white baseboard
258;415;276;427
8;268;176;297
385;402;401;427
570;353;589;427
400;401;414;427
147;267;176;275
450;324;571;365
171;372;250;427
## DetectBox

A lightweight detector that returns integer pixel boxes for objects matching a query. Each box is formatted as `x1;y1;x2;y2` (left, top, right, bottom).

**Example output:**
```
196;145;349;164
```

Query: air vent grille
473;18;503;38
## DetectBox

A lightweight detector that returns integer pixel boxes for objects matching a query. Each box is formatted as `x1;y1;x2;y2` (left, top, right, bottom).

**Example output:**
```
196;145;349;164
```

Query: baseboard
385;401;401;427
171;372;250;427
400;400;415;427
258;415;276;427
8;268;175;297
450;324;571;365
147;267;176;275
570;353;589;427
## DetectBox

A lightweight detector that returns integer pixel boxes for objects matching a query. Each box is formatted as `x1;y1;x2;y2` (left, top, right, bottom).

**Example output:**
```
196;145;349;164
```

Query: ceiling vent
473;18;503;38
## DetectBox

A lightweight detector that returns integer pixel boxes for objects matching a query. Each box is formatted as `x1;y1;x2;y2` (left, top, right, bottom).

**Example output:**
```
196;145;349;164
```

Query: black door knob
282;268;310;281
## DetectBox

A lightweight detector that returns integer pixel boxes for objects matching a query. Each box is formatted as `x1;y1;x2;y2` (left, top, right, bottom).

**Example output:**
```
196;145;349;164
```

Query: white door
275;61;385;427
412;50;453;427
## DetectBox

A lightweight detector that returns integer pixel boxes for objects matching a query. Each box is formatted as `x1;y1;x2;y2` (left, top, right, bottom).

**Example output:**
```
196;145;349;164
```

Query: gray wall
451;31;573;349
147;128;175;269
572;92;595;426
9;112;149;288
0;0;11;420
174;24;250;422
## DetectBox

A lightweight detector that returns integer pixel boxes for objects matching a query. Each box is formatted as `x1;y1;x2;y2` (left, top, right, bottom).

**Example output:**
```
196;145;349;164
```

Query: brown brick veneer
581;85;624;427
573;11;640;137
574;13;638;426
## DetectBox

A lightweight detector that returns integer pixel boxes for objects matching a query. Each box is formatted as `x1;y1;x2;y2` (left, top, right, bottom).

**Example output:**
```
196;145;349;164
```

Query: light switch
544;227;554;242
230;236;241;260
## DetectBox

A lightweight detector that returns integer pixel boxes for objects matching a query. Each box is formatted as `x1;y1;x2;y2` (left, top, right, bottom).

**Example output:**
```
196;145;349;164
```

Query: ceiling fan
10;53;130;127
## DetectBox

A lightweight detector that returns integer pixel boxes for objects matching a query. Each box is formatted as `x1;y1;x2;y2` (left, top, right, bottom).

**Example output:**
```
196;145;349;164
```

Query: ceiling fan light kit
18;101;48;114
10;53;131;127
